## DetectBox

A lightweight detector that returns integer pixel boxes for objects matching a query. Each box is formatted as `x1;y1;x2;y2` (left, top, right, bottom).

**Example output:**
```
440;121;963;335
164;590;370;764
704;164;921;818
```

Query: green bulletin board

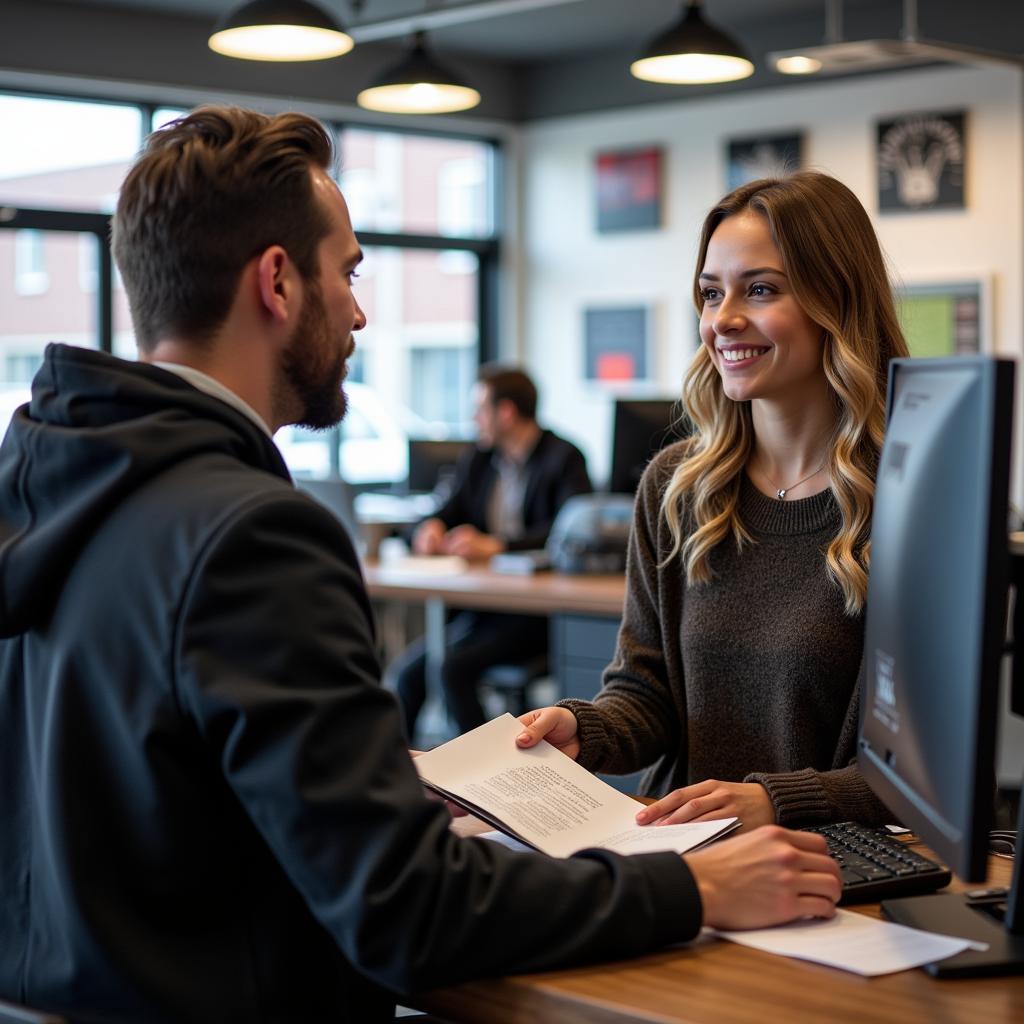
896;282;983;357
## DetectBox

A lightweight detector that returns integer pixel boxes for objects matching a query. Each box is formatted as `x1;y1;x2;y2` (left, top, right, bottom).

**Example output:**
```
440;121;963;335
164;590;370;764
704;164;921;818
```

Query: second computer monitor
608;399;691;494
406;439;471;495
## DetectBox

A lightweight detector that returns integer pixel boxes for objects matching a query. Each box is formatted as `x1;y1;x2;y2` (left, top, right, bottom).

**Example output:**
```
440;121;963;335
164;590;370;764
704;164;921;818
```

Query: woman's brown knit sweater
561;443;891;828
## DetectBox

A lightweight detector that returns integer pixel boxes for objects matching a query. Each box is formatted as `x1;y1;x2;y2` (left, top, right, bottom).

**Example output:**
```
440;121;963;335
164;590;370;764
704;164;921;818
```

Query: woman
518;171;910;832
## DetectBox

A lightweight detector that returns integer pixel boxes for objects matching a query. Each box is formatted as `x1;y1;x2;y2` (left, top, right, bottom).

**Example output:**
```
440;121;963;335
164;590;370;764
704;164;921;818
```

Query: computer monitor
295;477;362;552
858;355;1023;976
406;439;471;495
608;399;691;494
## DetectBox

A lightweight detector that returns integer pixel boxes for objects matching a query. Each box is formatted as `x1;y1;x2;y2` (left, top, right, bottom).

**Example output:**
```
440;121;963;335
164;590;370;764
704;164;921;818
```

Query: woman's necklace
759;459;828;500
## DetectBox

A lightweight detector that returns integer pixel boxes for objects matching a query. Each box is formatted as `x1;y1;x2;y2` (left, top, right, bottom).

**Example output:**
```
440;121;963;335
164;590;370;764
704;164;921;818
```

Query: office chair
479;655;549;718
0;999;67;1024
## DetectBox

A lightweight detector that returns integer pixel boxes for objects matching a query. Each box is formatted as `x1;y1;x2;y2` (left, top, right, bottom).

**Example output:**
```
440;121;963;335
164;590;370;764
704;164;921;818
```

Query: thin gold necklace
759;459;828;500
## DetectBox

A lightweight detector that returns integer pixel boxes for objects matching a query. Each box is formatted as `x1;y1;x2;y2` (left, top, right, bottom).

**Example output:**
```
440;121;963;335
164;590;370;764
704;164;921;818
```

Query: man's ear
496;397;518;427
254;245;297;325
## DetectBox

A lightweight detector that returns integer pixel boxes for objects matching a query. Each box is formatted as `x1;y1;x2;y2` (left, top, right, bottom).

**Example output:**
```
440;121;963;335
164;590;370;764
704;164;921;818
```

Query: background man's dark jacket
0;345;700;1024
432;430;591;550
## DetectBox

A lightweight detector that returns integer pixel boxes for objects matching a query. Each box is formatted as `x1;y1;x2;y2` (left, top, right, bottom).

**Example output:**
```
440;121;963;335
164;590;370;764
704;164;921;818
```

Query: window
279;125;500;485
0;92;501;485
152;107;188;132
410;346;475;425
79;234;98;293
438;158;488;237
0;94;141;213
14;230;48;295
340;127;494;238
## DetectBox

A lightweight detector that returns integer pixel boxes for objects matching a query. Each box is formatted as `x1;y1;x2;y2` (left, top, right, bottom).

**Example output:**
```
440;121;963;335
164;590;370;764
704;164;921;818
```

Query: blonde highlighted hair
663;172;909;614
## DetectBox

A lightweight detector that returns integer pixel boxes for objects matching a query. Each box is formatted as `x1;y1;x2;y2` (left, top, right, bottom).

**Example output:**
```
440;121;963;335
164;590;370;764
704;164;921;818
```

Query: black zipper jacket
0;344;700;1024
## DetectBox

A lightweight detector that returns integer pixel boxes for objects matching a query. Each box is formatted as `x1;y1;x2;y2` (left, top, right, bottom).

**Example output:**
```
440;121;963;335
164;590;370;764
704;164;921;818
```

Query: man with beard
393;364;592;738
0;106;841;1024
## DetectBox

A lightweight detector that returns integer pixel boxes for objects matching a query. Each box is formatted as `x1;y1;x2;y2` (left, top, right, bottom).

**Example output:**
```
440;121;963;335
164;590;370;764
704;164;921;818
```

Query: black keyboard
803;821;952;905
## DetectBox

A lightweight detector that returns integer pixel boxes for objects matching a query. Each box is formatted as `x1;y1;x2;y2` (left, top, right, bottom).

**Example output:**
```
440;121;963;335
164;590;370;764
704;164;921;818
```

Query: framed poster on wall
877;111;966;212
594;147;662;233
895;277;988;356
725;132;803;190
583;306;650;383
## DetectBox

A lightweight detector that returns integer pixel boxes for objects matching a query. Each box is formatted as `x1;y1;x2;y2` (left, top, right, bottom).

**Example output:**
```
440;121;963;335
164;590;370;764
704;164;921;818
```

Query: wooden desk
365;561;626;716
362;561;625;618
409;849;1022;1023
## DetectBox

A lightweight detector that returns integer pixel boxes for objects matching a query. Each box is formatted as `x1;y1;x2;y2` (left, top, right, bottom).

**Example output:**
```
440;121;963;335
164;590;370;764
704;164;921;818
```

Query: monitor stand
882;794;1024;977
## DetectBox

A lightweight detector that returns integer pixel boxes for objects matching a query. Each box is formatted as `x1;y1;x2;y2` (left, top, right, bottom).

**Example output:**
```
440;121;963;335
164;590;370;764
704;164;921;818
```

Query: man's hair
477;364;537;421
112;106;335;351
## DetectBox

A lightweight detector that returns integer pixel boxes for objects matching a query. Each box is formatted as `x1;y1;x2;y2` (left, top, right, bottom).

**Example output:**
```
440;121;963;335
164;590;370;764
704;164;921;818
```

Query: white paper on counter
715;908;985;976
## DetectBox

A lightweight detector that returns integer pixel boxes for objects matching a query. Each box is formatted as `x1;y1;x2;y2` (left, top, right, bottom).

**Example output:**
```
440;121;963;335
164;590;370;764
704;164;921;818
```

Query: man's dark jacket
433;430;591;550
0;345;701;1024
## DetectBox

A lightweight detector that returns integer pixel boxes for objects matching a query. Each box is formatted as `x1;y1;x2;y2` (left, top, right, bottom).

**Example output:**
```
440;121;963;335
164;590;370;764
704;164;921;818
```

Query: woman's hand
515;706;580;760
635;779;774;832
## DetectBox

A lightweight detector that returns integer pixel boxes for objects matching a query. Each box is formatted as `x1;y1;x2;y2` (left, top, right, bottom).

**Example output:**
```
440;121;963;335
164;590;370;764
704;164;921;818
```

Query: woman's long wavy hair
662;172;909;614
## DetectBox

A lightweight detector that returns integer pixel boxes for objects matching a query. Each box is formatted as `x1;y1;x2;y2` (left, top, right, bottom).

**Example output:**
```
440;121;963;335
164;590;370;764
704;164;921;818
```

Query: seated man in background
0;105;841;1024
392;365;591;739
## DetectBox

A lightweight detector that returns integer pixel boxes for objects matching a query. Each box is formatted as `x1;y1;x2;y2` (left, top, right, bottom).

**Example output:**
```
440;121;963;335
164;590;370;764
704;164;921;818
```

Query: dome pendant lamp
631;0;754;85
209;0;354;62
357;31;481;114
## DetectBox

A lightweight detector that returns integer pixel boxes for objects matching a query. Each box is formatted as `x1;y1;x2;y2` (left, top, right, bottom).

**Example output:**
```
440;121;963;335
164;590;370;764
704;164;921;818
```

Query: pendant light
357;31;481;114
631;1;754;85
209;0;353;62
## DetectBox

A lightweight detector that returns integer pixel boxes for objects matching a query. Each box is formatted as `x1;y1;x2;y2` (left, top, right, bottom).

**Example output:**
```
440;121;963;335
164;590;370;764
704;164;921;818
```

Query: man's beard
279;279;349;430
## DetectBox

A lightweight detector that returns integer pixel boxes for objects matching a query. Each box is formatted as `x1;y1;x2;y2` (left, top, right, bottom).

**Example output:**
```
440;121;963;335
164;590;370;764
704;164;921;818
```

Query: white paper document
384;555;468;575
415;713;738;858
716;908;983;976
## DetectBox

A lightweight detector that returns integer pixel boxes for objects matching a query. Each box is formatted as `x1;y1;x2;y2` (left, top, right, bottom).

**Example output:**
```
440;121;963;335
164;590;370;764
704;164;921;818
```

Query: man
0;107;840;1024
393;365;590;737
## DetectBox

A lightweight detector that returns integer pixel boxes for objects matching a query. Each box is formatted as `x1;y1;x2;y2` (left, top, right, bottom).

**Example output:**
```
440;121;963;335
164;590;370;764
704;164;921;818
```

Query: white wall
520;64;1024;489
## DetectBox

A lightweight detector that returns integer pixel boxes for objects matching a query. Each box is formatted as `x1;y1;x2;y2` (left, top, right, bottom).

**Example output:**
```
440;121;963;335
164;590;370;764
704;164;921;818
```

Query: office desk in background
409;830;1022;1024
362;561;627;705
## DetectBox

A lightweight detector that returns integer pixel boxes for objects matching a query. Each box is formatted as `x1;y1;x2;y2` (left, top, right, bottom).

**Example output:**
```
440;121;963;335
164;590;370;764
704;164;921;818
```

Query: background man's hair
477;364;538;421
112;106;334;352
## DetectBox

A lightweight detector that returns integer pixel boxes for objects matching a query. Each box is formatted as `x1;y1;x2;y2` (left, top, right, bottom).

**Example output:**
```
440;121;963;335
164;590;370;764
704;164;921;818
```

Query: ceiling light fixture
209;0;354;62
631;0;754;85
357;31;481;114
775;54;823;75
771;0;1023;78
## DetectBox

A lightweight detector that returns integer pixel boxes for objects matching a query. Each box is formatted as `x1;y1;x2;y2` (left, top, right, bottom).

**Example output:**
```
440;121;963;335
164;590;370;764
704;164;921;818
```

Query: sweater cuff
556;698;607;773
745;767;831;828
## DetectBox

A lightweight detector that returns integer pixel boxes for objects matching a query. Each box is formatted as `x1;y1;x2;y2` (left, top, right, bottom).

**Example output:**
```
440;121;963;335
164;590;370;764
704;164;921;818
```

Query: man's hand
635;779;775;832
440;524;505;561
685;826;841;930
515;706;580;759
411;518;446;555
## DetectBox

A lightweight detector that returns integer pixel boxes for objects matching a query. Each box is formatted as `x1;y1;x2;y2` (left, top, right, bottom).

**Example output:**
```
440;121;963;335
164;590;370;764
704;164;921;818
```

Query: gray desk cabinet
552;612;646;794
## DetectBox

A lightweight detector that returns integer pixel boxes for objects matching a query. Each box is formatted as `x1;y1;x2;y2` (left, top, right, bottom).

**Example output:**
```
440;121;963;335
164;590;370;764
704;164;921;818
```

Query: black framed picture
583;306;650;383
877;111;965;212
726;133;803;190
595;147;662;233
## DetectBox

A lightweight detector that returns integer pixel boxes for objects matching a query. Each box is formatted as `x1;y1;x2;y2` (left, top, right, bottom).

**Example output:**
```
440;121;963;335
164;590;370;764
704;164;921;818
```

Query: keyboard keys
803;821;952;905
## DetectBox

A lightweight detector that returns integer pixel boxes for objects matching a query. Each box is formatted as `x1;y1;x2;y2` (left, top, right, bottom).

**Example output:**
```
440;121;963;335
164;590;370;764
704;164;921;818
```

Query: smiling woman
517;171;912;837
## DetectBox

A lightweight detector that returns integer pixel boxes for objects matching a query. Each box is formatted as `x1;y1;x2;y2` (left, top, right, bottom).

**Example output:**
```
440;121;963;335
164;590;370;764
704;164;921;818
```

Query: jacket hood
0;344;289;637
